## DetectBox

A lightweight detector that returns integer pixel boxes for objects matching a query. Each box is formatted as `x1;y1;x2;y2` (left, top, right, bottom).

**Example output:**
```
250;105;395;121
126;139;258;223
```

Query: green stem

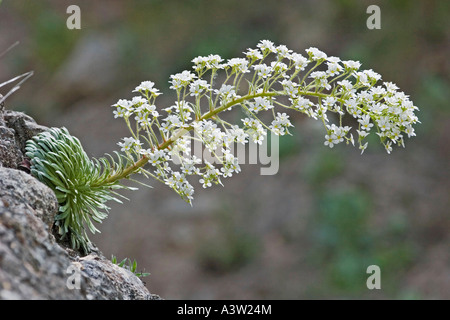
103;155;149;184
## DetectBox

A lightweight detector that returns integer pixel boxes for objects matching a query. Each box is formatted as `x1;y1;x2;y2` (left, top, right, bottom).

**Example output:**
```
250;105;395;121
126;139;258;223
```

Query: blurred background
0;0;448;299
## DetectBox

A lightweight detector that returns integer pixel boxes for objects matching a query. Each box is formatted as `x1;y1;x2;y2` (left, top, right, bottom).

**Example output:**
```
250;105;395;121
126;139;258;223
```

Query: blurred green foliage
14;2;79;71
197;207;261;274
304;149;345;188
111;255;150;278
307;159;415;295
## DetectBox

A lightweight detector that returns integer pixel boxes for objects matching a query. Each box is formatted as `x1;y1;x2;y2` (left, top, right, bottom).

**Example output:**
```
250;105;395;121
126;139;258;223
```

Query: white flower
253;64;273;78
389;128;402;143
376;131;387;139
227;125;248;145
142;149;168;166
199;177;211;188
357;129;369;139
324;134;337;148
377;117;391;131
275;44;291;58
270;61;288;74
327;124;345;143
189;79;210;97
291;97;313;111
288;52;308;71
199;162;222;188
109;40;420;204
342;60;361;71
346;99;361;118
274;112;292;127
117;137;142;153
173;100;194;114
404;125;416;138
112;99;131;109
338;80;354;92
370;86;386;97
384;141;392;154
164;114;183;128
358;115;374;131
364;69;382;83
133;81;154;91
348;133;355;146
353;71;370;86
160;121;171;133
269;123;285;136
133;80;161;96
310;71;331;90
248;96;273;113
326;57;343;77
326;63;343;77
169;70;196;90
112;99;132;118
359;142;368;154
204;54;224;69
253;134;265;145
181;157;201;175
227;58;249;74
214;84;238;105
134;111;149;127
244;48;263;61
371;102;387;115
357;91;374;104
306;47;327;61
243;119;267;145
220;149;240;178
257;40;276;54
323;96;337;108
270;112;292;136
112;99;133;118
130;96;147;111
310;71;326;80
192;54;224;70
327;56;341;64
280;79;298;97
384;81;399;93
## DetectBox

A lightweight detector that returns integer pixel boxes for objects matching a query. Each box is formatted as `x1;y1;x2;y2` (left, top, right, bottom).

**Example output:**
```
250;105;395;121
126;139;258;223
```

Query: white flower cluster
111;40;419;202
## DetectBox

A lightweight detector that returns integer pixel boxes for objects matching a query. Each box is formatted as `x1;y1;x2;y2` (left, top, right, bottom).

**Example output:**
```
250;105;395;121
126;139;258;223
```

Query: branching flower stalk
26;40;420;252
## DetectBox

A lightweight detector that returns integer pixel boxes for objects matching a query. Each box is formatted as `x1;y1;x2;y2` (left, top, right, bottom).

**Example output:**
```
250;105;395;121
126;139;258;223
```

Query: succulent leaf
25;127;134;253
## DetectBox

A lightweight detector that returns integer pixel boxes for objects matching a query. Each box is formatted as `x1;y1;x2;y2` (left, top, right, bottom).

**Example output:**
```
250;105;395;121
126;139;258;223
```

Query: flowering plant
26;40;419;252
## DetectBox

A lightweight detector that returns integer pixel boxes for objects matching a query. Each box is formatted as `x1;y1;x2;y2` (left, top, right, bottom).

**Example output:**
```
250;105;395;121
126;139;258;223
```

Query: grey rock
0;109;47;169
0;124;22;169
0;167;58;231
0;94;5;112
3;110;48;151
0;199;76;299
0;107;161;300
74;254;159;300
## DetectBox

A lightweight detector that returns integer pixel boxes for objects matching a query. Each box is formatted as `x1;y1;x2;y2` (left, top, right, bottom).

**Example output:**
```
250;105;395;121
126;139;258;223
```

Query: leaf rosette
25;127;135;253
